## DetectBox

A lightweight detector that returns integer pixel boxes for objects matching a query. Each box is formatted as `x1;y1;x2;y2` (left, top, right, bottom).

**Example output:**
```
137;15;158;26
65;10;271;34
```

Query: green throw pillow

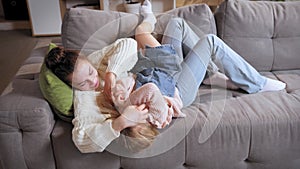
39;43;73;118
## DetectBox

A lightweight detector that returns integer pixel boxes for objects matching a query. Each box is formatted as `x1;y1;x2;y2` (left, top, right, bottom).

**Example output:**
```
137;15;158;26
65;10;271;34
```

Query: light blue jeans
161;18;267;107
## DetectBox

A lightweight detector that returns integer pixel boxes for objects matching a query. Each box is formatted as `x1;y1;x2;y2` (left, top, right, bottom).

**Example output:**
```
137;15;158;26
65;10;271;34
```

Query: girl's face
71;58;100;91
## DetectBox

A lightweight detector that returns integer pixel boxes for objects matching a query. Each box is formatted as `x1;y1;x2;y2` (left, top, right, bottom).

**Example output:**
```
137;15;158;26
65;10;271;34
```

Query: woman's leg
176;37;212;106
162;19;285;106
161;18;199;58
177;34;269;107
161;18;219;75
161;18;236;106
200;34;285;94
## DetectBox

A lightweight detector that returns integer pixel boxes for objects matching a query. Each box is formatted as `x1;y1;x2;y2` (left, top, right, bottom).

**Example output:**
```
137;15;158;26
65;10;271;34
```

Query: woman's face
71;58;100;91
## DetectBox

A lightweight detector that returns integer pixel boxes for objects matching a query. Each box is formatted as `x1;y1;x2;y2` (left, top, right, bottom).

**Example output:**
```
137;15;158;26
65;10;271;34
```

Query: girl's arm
103;38;138;100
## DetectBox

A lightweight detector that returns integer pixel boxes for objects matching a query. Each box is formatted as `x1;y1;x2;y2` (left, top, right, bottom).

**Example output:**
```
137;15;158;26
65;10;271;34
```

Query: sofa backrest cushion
154;4;216;41
61;4;216;54
215;0;300;71
61;9;139;54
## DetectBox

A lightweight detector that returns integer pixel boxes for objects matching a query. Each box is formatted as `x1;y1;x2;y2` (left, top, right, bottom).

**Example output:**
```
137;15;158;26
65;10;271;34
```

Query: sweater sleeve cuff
86;120;120;150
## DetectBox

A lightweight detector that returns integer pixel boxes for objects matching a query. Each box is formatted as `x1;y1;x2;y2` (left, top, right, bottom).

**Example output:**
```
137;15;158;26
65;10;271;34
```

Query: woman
45;0;286;153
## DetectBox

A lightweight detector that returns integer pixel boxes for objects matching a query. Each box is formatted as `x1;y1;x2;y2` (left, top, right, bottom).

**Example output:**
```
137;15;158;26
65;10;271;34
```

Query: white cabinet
26;0;62;36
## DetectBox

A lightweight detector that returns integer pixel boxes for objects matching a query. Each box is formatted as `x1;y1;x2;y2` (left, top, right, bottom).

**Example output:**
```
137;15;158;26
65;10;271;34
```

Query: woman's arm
72;106;148;153
72;90;149;153
106;38;138;77
104;72;116;102
72;91;120;153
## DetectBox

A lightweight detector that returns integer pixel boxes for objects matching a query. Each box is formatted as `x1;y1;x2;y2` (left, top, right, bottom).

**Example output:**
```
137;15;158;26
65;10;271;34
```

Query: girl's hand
161;105;173;128
104;72;116;102
112;104;149;132
121;104;149;128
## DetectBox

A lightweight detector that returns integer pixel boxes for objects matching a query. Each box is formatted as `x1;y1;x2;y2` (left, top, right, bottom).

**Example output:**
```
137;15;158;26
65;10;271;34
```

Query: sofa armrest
0;79;56;169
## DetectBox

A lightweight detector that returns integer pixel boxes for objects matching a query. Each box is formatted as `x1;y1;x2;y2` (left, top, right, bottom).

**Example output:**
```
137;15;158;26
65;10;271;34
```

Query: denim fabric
130;44;182;81
162;18;266;106
135;68;176;97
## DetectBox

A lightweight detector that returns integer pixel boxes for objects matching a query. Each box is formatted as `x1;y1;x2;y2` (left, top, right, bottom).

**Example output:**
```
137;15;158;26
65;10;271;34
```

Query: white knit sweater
72;38;138;153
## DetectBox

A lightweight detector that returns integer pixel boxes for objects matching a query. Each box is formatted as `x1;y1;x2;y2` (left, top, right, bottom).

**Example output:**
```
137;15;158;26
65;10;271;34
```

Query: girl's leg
135;0;160;49
135;22;161;49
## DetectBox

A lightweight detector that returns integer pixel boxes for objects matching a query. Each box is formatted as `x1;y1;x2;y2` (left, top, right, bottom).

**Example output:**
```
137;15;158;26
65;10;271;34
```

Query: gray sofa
1;0;300;169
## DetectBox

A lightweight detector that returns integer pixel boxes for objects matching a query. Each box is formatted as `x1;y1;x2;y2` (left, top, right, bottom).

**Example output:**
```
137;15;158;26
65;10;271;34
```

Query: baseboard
0;17;31;30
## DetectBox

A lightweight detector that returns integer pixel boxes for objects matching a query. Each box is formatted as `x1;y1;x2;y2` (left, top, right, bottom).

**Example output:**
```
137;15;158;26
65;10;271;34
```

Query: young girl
111;74;185;129
45;0;286;153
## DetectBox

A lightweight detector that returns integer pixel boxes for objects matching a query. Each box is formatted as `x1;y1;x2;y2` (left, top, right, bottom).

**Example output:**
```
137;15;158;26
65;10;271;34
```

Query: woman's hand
104;72;116;102
112;104;149;132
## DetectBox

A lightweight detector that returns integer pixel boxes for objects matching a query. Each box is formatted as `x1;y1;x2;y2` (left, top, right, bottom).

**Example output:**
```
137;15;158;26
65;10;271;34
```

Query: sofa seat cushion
273;70;300;93
185;90;300;168
53;86;300;169
52;119;186;169
215;0;300;72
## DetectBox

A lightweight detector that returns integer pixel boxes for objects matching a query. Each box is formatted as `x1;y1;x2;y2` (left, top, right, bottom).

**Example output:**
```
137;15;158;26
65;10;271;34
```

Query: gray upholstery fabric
0;79;55;169
154;4;217;41
192;90;300;169
15;46;47;80
21;46;47;65
62;4;216;54
244;91;300;168
52;120;186;169
273;69;300;93
52;120;121;169
215;0;300;72
61;9;139;54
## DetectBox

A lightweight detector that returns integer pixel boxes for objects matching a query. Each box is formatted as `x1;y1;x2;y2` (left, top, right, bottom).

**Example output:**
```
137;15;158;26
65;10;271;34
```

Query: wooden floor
0;29;60;94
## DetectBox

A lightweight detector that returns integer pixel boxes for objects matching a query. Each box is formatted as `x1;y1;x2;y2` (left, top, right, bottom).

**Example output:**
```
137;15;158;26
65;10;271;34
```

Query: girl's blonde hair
96;91;159;152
